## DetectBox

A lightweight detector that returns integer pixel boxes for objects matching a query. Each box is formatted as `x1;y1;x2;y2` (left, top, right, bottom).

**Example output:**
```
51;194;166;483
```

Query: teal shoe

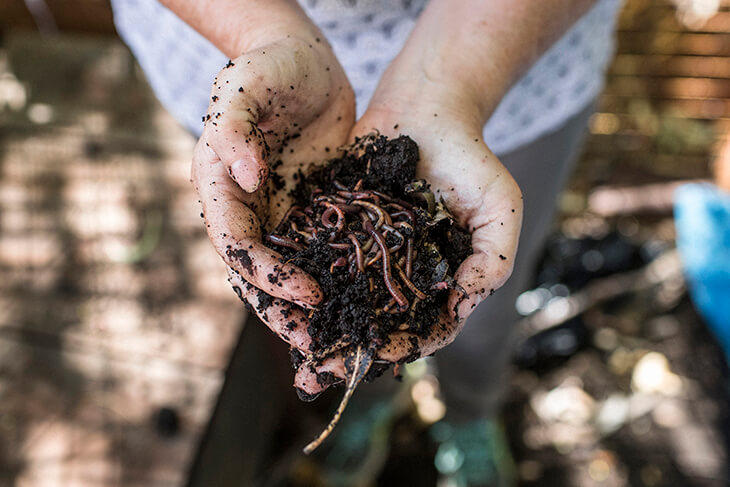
430;418;516;487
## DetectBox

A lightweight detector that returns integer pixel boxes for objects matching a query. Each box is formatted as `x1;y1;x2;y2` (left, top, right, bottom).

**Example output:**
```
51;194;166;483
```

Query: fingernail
229;159;248;185
293;288;323;309
293;300;315;310
231;159;267;192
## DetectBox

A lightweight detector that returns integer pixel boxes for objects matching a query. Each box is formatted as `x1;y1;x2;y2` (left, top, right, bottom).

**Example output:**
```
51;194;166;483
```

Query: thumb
201;38;339;193
449;180;523;321
203;63;271;192
203;107;270;193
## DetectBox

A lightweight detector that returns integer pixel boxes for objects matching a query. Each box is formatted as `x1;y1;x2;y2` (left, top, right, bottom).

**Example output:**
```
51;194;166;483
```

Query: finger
204;58;272;193
227;268;313;351
204;109;270;193
293;355;346;400
292;308;461;398
375;311;460;362
193;139;323;307
449;176;523;321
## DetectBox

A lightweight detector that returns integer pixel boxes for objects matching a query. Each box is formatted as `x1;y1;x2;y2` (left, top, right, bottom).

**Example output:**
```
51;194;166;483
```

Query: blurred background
1;0;730;486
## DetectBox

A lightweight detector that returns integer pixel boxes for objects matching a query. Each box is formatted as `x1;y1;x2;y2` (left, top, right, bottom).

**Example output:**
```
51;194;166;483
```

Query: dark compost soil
262;135;472;380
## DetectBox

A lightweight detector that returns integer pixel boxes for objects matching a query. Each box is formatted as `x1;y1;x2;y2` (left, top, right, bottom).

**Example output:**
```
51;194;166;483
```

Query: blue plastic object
674;183;730;360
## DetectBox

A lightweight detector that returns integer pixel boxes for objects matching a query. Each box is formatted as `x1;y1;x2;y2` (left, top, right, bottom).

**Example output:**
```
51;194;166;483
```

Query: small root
303;345;373;454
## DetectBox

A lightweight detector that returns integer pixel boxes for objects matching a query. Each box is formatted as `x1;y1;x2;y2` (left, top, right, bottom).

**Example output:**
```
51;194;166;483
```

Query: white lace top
112;0;622;155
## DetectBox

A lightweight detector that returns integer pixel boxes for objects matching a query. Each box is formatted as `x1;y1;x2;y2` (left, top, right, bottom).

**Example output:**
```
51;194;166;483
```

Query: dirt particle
226;248;254;274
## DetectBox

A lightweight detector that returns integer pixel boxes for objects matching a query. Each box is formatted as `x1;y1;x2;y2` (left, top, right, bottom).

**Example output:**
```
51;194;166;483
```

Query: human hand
193;35;355;347
288;84;523;398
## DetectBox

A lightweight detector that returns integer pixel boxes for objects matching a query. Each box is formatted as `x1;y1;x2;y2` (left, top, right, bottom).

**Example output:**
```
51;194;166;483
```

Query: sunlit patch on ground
0;34;244;486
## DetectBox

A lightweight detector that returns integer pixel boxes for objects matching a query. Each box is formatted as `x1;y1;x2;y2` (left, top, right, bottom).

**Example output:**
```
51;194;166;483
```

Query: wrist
366;6;514;128
366;65;490;134
225;5;324;57
161;0;324;58
367;37;512;130
372;0;596;128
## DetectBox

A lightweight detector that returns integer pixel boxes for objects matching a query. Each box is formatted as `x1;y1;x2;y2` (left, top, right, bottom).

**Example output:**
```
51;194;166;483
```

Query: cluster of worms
266;178;446;320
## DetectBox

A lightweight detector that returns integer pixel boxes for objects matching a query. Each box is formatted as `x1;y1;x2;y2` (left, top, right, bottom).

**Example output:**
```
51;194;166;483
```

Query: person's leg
436;103;595;423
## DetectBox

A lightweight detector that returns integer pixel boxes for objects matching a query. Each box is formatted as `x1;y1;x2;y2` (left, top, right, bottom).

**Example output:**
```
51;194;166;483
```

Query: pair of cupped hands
193;34;523;399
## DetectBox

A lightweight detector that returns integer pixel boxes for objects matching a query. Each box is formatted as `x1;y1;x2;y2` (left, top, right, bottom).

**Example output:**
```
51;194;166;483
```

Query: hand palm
193;37;355;335
284;107;523;397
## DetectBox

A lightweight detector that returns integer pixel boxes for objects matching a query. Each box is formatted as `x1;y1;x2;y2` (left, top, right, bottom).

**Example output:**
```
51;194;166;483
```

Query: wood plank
617;32;730;56
598;94;730;120
617;4;730;34
0;0;115;34
604;76;730;100
609;55;730;79
586;110;730;129
620;11;730;34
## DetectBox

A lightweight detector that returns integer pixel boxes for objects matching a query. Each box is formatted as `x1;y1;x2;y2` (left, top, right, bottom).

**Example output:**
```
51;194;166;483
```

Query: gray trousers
435;104;594;422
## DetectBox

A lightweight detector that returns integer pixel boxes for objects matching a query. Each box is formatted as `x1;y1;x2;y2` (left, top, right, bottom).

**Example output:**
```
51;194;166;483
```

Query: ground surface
0;34;244;486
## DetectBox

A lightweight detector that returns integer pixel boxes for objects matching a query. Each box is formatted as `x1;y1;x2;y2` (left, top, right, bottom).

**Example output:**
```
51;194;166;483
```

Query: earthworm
361;237;375;253
381;224;405;252
392;220;414;234
405;238;414;278
366;249;382;267
394;263;428;300
290;222;314;241
329;256;348;273
321;202;345;232
275;205;302;233
314;195;333;204
367;190;391;201
363;219;408;309
340;203;362;213
337;190;382;204
291;209;314;226
331;195;349;204
354;200;392;227
391;198;413;210
348;234;365;272
266;234;304;251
